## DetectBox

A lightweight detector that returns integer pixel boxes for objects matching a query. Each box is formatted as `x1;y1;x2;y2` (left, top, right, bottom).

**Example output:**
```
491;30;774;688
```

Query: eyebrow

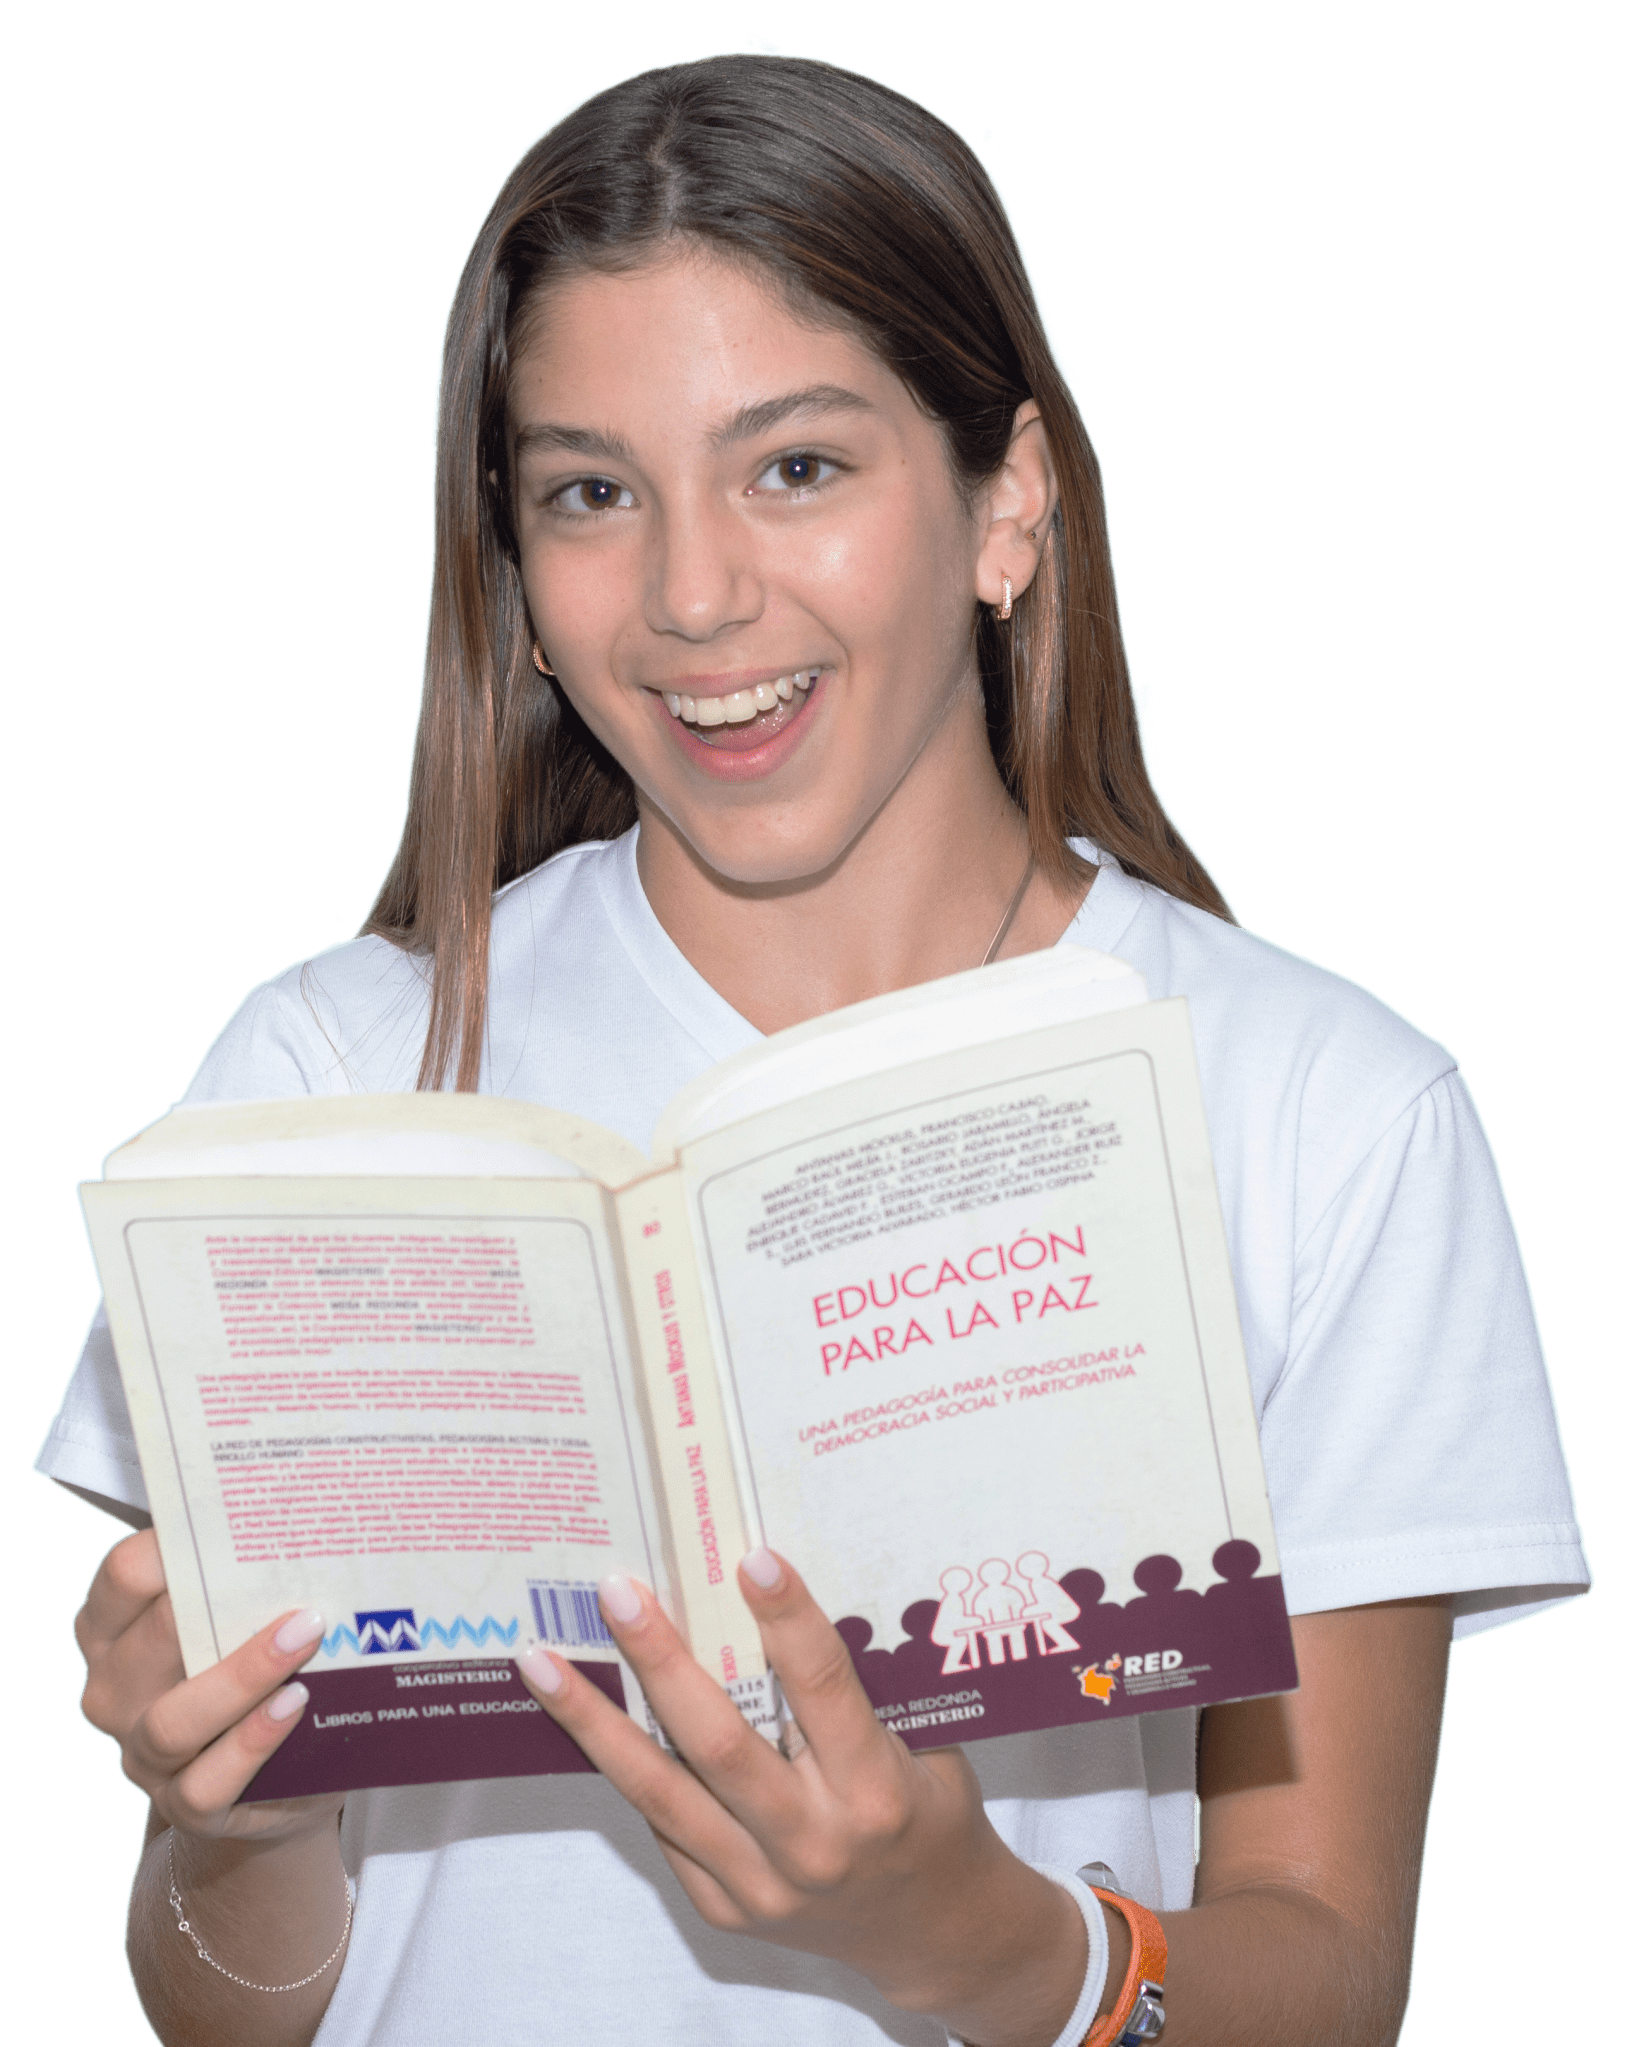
511;385;875;466
709;384;876;448
512;421;635;463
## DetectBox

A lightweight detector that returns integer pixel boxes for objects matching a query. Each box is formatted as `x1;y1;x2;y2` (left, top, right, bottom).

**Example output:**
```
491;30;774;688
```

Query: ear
973;400;1058;611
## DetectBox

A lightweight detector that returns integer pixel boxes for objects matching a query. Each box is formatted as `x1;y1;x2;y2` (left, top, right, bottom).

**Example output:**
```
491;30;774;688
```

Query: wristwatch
1078;1863;1167;2045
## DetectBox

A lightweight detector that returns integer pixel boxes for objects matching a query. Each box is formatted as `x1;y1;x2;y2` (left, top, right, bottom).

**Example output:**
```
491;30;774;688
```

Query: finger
735;1551;896;1787
124;1607;328;1785
645;1828;753;1933
583;1575;804;1831
515;1639;778;1892
76;1529;167;1653
80;1590;185;1740
159;1680;316;1831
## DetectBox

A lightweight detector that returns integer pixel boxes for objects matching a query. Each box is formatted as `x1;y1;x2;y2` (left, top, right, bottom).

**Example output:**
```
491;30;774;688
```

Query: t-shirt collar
1059;838;1146;958
595;826;1147;1059
596;827;761;1063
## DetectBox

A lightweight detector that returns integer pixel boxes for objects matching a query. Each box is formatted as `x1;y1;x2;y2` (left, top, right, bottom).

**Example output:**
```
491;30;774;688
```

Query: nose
644;494;765;641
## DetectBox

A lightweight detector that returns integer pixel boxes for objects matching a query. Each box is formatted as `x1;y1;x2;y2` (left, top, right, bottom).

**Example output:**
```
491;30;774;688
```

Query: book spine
615;1169;765;1695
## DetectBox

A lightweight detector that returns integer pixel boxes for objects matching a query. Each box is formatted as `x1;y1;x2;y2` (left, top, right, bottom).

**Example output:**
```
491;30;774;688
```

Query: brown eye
777;454;815;487
577;478;622;509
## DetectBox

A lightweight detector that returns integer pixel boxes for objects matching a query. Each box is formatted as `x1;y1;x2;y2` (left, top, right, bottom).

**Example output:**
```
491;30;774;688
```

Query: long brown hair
366;54;1230;1091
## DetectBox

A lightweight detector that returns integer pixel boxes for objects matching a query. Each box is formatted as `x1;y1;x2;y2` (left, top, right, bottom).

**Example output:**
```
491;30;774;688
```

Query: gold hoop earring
532;643;556;678
997;575;1013;621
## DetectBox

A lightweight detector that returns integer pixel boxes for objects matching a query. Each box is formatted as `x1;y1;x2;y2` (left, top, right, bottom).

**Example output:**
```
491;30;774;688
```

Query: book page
104;1092;651;1187
84;1172;666;1793
652;946;1147;1160
676;999;1295;1745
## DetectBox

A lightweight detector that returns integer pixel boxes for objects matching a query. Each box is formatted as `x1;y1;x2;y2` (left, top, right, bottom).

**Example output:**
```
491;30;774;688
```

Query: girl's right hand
76;1528;344;1842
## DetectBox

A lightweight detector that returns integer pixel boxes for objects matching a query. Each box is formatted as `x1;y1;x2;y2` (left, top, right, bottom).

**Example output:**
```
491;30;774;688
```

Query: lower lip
658;682;824;782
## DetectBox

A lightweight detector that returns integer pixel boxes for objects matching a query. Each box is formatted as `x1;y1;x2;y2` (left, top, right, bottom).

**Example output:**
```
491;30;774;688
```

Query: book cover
79;951;1297;1797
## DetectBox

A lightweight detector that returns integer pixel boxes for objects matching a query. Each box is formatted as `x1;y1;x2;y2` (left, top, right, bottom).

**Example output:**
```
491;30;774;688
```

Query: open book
82;948;1296;1799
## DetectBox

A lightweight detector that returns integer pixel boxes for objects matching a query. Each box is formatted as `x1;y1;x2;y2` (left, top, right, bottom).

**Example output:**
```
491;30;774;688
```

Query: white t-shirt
38;831;1587;2046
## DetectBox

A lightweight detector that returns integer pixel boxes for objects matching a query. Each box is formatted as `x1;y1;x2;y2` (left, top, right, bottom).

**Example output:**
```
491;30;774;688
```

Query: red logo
1072;1653;1122;1705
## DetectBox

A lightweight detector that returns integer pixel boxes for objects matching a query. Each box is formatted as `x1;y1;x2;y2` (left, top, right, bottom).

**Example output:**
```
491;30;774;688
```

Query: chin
670;804;868;894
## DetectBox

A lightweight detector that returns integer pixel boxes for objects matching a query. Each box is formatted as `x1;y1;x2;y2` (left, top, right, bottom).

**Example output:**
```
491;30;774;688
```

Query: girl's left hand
515;1550;1094;2047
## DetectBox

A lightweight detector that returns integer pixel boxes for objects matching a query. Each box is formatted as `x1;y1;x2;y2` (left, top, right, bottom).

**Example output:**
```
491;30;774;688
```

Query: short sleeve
34;1302;149;1514
171;937;428;1108
1264;1071;1588;1637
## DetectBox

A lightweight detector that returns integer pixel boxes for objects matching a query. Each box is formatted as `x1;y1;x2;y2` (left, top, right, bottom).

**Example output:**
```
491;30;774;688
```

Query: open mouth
659;670;821;751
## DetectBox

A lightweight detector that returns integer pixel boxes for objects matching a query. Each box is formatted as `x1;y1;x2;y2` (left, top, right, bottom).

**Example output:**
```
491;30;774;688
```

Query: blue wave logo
419;1615;520;1651
319;1612;519;1657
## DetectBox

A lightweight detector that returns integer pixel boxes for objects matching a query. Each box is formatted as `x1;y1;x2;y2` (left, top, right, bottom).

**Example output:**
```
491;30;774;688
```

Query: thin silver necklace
980;852;1037;967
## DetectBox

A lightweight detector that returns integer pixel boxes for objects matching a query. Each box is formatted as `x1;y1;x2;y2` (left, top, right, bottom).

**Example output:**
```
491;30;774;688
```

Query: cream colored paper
83;1174;665;1680
673;999;1274;1638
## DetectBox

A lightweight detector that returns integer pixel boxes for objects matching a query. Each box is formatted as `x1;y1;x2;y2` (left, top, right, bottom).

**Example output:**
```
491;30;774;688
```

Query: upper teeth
662;672;817;724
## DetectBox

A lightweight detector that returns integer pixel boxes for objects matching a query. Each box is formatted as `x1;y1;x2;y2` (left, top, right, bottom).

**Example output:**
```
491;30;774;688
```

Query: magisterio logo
355;1609;420;1653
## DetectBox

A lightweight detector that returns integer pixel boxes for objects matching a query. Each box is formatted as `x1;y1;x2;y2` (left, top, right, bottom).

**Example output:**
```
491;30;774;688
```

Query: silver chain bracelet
166;1832;354;1994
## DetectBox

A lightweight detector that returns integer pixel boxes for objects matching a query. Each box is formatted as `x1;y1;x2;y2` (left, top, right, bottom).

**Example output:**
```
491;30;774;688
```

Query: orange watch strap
1081;1888;1167;2047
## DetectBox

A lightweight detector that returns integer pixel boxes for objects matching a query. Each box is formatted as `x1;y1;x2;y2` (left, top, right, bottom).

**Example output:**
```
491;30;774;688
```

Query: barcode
529;1581;614;1651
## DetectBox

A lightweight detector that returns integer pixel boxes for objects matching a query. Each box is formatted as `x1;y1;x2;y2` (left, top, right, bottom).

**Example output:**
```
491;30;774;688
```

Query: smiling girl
46;54;1585;2047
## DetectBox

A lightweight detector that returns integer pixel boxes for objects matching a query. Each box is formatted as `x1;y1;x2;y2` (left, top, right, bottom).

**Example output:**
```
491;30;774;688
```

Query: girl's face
508;247;1006;888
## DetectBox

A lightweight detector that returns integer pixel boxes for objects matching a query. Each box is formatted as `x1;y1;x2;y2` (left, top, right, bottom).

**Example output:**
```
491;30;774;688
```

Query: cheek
512;559;644;782
519;545;655;759
784;480;974;669
843;505;976;712
521;544;631;660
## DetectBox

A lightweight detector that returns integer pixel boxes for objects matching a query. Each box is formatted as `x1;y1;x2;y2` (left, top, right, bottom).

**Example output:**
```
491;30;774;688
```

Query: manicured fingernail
274;1608;325;1654
597;1573;645;1627
741;1547;784;1591
518;1640;565;1694
266;1681;308;1723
